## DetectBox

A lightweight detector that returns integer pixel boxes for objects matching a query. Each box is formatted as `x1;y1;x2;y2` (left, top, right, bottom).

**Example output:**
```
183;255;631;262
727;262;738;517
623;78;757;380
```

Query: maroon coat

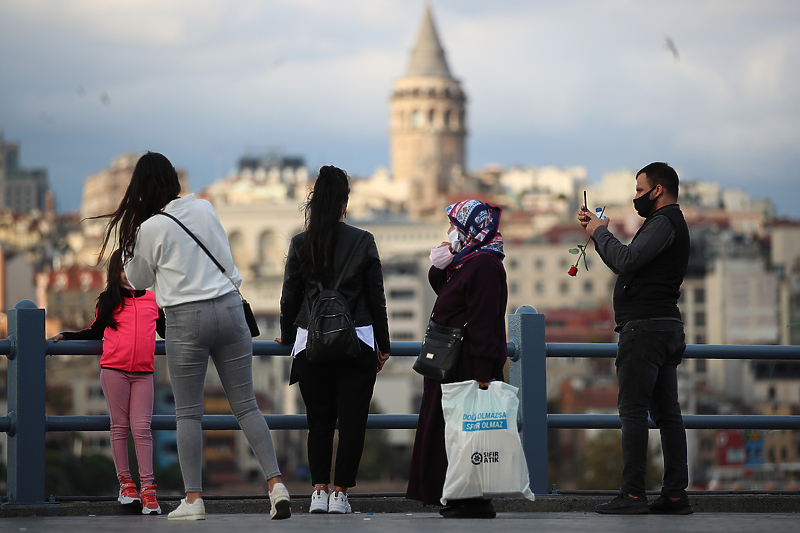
406;254;508;505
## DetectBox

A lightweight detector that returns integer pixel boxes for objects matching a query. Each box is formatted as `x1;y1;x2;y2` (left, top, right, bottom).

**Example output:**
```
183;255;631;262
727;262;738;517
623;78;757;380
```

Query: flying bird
664;37;679;62
100;91;111;106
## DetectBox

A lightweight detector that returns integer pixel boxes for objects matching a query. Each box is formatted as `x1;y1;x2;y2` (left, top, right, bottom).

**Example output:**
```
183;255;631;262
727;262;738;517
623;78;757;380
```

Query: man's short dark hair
636;162;679;199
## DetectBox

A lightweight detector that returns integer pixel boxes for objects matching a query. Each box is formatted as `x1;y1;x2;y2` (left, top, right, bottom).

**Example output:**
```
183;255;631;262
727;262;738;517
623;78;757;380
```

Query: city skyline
1;0;798;215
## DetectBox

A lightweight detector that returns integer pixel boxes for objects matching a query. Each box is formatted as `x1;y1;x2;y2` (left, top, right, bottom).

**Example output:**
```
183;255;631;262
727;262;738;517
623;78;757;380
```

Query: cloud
0;0;799;215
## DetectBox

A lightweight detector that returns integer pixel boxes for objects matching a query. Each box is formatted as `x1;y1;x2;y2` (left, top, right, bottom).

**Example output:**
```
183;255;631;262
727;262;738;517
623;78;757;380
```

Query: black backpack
305;233;366;364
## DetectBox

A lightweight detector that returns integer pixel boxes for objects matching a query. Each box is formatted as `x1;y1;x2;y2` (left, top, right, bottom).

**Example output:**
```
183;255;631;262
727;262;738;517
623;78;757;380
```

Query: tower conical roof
405;5;452;78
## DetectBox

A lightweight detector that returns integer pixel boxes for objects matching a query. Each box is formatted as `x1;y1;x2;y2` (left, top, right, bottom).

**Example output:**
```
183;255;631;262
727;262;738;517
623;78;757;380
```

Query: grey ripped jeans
165;291;280;493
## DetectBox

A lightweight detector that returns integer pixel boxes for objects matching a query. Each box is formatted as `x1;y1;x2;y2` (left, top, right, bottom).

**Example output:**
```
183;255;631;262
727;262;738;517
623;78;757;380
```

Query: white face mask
430;246;454;269
448;228;463;253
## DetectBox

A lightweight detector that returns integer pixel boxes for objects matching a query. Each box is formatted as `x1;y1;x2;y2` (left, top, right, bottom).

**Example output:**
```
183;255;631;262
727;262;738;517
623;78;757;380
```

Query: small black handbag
412;318;466;382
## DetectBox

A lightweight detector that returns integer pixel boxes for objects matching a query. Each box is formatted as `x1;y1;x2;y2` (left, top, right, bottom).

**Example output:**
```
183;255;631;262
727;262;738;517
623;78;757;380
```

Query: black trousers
616;318;688;497
296;342;377;488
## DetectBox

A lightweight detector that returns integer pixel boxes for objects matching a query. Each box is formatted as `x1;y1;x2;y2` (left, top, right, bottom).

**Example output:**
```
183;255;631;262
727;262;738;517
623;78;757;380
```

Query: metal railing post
6;300;47;504
508;305;548;496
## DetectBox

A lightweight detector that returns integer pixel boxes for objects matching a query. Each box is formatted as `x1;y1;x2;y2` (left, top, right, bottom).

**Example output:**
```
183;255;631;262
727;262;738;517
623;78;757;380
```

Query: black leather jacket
279;222;390;354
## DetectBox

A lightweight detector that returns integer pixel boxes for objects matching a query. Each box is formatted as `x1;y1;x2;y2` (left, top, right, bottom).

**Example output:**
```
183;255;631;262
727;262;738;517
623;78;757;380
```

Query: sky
1;0;799;216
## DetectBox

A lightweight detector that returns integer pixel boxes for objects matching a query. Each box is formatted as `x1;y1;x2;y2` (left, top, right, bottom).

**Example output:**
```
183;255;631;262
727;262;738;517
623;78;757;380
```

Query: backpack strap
333;232;367;290
305;231;367;312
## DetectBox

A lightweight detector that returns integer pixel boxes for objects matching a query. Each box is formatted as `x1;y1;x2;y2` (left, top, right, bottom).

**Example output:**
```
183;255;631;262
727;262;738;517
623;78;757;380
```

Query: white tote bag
440;380;536;505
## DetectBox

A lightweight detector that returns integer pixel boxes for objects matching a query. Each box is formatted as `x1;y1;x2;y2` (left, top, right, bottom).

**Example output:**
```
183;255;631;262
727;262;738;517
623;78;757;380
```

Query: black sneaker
648;491;694;515
595;491;649;514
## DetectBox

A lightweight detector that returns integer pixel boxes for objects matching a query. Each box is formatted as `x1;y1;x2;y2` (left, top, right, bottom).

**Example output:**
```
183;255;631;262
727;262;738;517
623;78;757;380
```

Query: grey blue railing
3;300;800;504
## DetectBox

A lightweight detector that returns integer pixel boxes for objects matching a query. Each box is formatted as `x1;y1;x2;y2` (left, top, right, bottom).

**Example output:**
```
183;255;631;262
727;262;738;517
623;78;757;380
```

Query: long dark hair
297;165;350;281
95;249;127;330
97;151;181;262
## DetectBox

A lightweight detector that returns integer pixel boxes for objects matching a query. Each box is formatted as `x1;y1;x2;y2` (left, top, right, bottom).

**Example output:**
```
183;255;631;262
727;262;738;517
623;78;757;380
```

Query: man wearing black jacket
579;162;693;515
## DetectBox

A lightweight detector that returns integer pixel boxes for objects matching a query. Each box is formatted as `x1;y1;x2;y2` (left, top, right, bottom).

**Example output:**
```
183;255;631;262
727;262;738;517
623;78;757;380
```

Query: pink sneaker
118;478;140;505
141;484;161;515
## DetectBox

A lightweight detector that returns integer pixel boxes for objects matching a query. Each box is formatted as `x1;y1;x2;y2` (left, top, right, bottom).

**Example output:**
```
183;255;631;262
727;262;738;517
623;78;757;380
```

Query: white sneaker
328;491;351;514
167;498;206;520
269;482;291;520
309;488;329;514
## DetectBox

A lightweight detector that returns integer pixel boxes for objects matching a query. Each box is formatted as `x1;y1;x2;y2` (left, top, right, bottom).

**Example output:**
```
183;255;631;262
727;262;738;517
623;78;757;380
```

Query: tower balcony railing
2;300;800;504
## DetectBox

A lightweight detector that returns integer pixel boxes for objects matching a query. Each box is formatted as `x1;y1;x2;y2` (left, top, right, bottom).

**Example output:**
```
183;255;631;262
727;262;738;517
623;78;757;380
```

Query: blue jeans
615;318;688;497
165;291;280;493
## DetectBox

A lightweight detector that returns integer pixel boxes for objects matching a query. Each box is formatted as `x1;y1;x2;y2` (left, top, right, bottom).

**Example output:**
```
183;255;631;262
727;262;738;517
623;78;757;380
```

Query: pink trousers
100;368;155;487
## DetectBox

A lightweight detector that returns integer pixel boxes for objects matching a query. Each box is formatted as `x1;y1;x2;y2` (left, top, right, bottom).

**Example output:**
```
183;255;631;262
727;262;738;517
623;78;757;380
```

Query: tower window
444;110;450;128
412;110;423;128
428;109;435;125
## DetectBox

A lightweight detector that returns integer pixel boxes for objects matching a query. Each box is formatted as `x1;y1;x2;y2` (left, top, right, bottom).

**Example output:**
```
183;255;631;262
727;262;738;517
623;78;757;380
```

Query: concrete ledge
2;493;798;518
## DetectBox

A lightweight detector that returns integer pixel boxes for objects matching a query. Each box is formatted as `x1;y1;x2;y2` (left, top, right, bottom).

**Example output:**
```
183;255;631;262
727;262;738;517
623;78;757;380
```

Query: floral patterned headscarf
445;200;504;268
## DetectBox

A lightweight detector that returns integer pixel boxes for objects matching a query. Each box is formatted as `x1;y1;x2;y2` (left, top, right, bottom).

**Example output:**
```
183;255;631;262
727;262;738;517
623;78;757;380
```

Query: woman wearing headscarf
406;199;508;519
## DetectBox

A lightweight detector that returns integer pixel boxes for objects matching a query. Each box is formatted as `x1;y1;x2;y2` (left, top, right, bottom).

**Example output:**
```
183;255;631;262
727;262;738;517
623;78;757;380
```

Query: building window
509;282;518;294
392;332;415;340
695;334;706;344
535;282;544;294
259;231;278;271
694;288;706;304
228;231;246;269
583;281;593;293
508;259;517;269
695;312;706;327
695;359;706;373
390;289;415;300
534;259;544;269
444;110;451;128
559;282;569;295
428;109;435;125
412;110;423;128
391;310;414;319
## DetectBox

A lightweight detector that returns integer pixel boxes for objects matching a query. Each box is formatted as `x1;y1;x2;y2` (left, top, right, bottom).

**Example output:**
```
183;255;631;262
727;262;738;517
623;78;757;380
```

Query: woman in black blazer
277;165;390;514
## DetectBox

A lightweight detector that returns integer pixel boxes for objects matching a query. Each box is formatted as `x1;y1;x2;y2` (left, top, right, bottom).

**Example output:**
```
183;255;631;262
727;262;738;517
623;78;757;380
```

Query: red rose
568;266;578;276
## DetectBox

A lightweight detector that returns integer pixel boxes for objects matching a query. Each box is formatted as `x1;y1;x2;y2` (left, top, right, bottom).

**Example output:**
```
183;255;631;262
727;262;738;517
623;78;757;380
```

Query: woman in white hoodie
98;151;290;521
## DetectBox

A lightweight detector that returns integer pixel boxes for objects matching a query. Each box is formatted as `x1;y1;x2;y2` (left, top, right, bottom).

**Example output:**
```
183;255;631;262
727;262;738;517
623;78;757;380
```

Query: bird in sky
664;37;679;62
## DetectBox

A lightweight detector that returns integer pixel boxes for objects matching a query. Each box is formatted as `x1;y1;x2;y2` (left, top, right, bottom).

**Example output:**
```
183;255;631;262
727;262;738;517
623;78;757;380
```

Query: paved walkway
4;512;800;533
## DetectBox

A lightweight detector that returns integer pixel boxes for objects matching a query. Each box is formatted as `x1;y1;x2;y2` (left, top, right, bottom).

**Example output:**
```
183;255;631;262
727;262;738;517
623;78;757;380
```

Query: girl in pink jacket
52;249;165;514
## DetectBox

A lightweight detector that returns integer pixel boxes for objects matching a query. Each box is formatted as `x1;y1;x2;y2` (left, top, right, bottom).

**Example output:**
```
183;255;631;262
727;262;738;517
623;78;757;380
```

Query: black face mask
633;186;658;218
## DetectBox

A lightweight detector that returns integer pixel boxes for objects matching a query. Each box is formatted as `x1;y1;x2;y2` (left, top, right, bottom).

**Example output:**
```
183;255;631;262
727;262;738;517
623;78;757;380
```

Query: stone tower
390;5;466;216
